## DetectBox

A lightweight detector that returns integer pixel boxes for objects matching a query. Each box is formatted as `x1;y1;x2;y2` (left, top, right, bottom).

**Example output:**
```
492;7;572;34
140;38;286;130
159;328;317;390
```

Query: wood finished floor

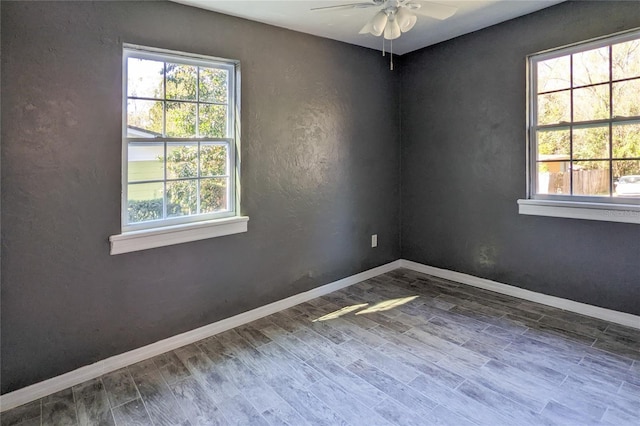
2;269;640;426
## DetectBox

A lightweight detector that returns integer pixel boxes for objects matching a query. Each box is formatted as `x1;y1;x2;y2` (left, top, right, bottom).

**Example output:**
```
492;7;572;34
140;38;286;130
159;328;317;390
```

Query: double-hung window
111;45;246;254
520;29;640;223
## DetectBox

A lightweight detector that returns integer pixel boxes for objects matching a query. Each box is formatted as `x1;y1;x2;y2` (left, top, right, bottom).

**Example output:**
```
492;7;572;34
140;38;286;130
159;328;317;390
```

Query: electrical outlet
371;234;378;248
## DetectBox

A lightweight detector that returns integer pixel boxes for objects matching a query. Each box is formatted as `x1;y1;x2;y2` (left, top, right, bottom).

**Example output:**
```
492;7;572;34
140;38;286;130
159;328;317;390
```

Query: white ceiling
172;0;564;55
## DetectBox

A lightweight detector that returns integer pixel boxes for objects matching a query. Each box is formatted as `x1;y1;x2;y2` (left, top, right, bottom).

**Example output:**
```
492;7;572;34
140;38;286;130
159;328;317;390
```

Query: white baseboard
3;258;638;412
0;260;401;412
400;259;640;330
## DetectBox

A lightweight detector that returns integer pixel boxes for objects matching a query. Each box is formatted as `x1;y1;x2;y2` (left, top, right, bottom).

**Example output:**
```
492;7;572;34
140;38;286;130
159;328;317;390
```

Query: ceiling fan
311;0;458;40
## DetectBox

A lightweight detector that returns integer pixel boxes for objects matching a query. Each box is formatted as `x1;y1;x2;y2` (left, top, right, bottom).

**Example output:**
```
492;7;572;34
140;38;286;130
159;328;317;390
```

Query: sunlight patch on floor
313;295;420;322
313;304;369;322
356;296;419;315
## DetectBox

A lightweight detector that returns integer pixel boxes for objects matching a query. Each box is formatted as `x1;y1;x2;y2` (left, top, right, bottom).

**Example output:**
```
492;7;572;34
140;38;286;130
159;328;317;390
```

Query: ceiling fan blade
310;2;378;11
359;20;374;34
409;2;457;20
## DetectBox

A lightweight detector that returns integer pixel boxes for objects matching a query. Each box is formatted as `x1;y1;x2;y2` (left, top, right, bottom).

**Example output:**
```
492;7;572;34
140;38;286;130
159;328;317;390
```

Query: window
110;45;247;254
520;29;640;224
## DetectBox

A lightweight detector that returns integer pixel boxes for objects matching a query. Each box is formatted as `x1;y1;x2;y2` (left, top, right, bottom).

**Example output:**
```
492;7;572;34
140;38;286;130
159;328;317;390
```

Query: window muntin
530;30;640;203
123;46;238;231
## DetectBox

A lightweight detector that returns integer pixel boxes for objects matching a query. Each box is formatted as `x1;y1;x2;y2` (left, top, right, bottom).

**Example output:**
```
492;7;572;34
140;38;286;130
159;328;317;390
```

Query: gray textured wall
4;0;639;396
400;1;640;315
1;1;400;393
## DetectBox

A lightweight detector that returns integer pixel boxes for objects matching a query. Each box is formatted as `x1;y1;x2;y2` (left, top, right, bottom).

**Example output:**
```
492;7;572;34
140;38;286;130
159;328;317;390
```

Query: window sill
517;199;640;224
110;216;249;255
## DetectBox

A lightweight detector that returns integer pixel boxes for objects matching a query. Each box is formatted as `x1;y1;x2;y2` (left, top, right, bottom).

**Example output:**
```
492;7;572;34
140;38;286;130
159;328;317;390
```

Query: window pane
537;161;570;195
612;39;640;80
199;104;227;137
573;126;609;160
200;143;227;177
199;67;228;103
167;143;198;179
165;64;197;100
572;161;610;196
538;91;570;125
127;58;164;99
613;161;640;197
612;79;640;118
573;84;609;122
167;180;197;217
128;143;164;182
537;56;570;92
165;102;196;137
200;178;228;213
573;46;609;87
128;182;164;224
127;100;163;137
612;123;640;159
537;129;569;159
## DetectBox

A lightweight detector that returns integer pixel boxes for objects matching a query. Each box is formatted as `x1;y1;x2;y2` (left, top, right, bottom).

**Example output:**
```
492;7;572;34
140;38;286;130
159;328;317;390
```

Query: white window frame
110;45;247;254
520;28;640;224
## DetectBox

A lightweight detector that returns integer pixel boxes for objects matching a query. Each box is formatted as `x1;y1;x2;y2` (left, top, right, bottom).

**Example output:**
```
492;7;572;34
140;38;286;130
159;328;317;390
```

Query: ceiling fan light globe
371;11;388;34
396;8;410;28
384;18;401;40
401;14;417;32
371;27;384;37
396;8;417;32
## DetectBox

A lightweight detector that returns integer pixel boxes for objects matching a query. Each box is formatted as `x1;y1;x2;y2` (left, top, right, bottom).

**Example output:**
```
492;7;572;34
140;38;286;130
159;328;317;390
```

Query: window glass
612;39;640;80
572;46;609;86
127;58;164;99
124;47;237;230
537;56;570;92
531;31;640;202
